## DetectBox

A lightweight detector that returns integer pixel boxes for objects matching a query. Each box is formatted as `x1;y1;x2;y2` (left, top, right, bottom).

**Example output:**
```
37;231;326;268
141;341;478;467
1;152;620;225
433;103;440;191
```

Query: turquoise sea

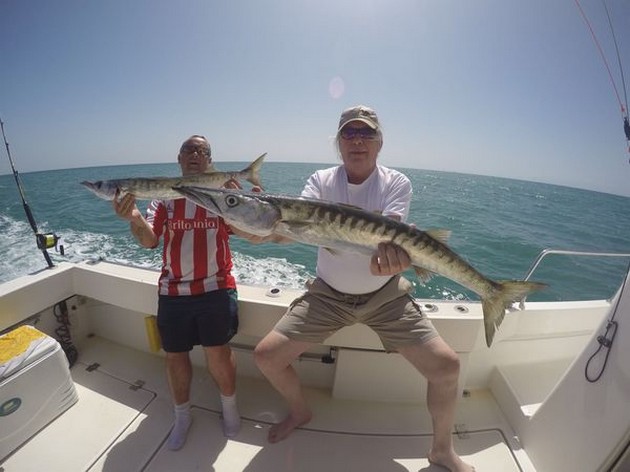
1;162;629;302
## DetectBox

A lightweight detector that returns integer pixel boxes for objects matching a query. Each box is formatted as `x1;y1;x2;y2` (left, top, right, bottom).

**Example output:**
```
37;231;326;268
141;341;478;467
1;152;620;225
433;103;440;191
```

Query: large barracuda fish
81;153;266;201
173;186;547;347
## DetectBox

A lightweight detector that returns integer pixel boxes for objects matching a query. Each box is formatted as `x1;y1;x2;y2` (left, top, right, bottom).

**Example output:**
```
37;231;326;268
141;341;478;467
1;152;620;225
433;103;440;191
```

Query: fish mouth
172;185;222;215
80;181;99;193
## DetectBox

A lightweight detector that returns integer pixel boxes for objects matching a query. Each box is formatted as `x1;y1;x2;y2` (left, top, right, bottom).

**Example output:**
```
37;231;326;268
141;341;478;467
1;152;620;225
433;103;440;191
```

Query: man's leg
398;337;475;472
204;345;240;437
254;331;314;443
165;351;193;450
205;345;236;395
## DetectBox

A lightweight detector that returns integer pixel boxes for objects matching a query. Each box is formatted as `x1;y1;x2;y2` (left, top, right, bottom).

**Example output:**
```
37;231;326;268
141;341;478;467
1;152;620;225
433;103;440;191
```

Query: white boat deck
4;260;629;471
1;336;533;472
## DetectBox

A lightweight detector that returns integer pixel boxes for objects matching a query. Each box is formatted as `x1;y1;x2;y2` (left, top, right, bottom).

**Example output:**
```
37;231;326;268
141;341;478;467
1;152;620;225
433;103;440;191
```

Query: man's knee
419;346;461;383
443;352;460;379
204;345;233;365
253;334;294;374
166;351;191;366
253;342;274;371
429;349;460;384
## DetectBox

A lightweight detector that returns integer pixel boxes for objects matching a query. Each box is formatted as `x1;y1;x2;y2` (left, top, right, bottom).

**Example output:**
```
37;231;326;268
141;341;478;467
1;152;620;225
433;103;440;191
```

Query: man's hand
113;192;142;222
370;242;411;276
224;178;242;190
112;191;158;248
223;178;263;193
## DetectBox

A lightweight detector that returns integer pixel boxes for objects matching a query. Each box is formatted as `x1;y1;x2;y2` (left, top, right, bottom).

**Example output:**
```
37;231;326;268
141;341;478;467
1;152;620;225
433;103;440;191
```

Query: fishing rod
574;0;630;157
601;0;630;153
1;118;63;269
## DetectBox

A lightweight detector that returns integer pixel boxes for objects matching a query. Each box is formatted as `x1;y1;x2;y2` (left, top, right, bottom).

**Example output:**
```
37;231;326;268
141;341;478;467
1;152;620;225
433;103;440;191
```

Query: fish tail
481;280;547;347
243;152;266;188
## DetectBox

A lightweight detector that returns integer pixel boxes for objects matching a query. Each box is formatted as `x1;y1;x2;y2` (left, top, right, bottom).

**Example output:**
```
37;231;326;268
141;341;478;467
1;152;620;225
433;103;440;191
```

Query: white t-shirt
301;165;412;294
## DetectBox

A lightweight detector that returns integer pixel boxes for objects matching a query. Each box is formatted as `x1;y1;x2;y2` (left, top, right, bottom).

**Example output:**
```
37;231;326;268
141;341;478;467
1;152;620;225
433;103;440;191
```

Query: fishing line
602;0;629;116
1;118;63;269
573;0;630;155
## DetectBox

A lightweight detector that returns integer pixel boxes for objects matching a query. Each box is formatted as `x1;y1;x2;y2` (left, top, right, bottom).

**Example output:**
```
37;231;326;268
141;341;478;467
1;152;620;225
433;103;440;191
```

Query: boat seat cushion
0;326;58;380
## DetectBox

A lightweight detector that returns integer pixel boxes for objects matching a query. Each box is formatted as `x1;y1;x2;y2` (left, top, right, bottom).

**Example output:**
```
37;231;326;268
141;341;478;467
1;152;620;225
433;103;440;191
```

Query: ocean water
1;162;629;302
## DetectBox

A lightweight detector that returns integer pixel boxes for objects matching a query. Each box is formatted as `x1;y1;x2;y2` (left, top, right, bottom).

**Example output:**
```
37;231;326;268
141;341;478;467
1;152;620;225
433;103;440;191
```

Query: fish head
80;180;119;200
172;186;280;236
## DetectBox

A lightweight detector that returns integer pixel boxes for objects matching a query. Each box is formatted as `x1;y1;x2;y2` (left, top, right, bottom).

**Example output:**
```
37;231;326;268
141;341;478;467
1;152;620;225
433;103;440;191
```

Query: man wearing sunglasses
254;106;474;472
113;135;246;450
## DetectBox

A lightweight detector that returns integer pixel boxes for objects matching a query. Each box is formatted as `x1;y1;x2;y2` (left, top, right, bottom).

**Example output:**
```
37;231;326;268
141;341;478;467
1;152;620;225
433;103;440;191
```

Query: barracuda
173;186;546;347
81;153;266;201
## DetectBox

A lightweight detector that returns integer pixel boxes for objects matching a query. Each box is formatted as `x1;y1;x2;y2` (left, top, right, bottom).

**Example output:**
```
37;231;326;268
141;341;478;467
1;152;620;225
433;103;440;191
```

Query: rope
54;300;78;367
584;261;628;382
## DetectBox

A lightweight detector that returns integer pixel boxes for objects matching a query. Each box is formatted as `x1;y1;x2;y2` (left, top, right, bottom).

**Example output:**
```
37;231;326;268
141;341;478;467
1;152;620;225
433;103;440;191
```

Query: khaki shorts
274;275;438;351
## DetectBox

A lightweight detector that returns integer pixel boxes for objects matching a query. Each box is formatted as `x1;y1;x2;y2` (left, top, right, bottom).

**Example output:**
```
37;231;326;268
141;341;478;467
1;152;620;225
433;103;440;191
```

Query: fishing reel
36;232;65;255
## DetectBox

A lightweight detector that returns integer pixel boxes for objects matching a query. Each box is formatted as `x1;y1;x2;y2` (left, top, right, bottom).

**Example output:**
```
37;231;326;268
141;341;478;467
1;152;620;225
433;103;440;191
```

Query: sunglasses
180;144;210;157
339;127;379;140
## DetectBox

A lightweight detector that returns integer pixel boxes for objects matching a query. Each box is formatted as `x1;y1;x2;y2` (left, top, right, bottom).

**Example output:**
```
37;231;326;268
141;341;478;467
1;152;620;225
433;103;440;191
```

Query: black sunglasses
339;127;379;140
180;144;210;157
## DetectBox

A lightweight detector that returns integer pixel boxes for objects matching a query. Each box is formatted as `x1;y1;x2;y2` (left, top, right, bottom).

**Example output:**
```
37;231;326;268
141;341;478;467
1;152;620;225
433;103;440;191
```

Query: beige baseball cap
337;105;380;132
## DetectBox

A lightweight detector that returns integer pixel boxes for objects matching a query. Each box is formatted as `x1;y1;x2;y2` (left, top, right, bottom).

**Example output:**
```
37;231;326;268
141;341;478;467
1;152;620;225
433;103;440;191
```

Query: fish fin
481;280;547;347
323;247;339;255
412;266;435;283
425;229;451;245
244;152;267;188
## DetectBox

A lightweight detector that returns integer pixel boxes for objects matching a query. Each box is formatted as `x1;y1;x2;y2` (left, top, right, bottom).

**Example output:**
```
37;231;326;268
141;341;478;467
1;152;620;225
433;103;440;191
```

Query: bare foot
428;450;475;472
268;411;312;443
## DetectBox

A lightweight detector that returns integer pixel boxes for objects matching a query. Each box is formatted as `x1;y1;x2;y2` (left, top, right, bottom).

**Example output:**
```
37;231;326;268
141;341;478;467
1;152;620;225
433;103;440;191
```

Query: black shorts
157;289;239;352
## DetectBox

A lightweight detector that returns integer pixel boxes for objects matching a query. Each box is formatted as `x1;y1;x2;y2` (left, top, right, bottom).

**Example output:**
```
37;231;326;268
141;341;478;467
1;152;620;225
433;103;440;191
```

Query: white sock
220;393;241;438
167;401;192;451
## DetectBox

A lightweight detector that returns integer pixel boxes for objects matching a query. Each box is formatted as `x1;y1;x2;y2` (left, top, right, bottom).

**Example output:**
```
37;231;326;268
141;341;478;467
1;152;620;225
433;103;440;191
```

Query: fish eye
225;195;239;207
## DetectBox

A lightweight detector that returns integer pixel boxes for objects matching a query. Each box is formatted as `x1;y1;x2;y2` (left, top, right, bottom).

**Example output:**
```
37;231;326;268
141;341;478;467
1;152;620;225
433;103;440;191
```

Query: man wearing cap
254;106;474;471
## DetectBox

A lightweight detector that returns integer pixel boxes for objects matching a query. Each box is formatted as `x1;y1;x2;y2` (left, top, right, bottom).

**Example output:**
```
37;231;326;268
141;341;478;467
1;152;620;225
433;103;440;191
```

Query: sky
1;0;629;197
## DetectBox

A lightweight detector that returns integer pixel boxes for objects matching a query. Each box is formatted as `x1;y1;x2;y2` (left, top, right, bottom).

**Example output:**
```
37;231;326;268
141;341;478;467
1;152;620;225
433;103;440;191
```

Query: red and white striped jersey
146;198;236;296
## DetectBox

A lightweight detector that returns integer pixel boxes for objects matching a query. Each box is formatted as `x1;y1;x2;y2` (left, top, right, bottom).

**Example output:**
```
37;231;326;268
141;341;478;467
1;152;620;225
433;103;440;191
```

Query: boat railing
519;248;630;307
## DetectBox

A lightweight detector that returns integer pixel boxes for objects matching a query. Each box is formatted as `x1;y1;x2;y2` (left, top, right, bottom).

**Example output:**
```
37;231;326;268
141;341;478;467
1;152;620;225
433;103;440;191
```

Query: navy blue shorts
157;289;239;352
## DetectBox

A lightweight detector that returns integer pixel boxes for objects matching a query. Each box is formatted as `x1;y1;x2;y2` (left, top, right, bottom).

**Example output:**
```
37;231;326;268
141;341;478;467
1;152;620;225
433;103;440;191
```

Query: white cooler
0;325;78;460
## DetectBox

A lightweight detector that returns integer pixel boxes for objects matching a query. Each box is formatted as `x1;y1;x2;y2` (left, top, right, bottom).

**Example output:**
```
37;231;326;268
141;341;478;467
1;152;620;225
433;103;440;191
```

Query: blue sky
1;0;629;196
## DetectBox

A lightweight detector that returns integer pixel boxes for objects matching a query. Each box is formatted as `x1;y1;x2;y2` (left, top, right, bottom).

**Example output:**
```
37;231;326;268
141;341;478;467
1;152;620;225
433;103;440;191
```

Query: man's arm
113;193;159;248
129;215;159;248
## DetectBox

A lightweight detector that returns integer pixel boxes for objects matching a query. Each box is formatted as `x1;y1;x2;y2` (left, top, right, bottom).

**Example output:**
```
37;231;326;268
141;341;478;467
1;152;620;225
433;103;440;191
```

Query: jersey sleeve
145;200;166;238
